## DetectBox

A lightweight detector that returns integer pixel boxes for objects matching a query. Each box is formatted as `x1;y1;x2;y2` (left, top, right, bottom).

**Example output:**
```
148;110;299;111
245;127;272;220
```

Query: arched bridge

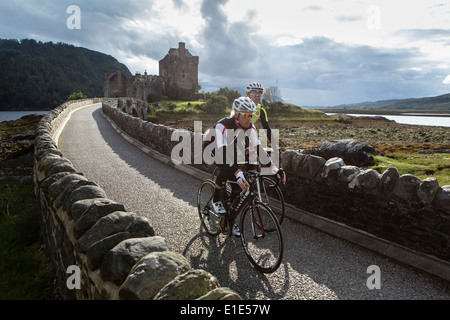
52;101;449;300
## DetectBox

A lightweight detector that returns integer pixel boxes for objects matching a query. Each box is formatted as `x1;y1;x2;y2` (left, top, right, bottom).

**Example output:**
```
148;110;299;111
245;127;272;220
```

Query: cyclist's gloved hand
235;170;249;191
276;168;286;185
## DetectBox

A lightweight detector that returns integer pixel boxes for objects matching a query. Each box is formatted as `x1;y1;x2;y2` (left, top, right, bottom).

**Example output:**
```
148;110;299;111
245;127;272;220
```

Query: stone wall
280;152;449;262
34;99;240;300
102;99;450;264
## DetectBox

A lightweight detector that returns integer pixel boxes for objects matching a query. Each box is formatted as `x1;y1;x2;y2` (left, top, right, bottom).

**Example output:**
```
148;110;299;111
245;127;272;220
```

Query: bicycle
211;164;285;227
197;170;284;273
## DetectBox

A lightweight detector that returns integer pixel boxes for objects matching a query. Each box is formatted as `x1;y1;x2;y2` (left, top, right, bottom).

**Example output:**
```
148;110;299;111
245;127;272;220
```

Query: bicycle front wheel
240;202;283;273
259;176;285;228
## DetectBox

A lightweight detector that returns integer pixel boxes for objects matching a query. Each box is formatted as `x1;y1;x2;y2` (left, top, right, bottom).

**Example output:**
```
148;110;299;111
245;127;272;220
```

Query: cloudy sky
1;0;450;106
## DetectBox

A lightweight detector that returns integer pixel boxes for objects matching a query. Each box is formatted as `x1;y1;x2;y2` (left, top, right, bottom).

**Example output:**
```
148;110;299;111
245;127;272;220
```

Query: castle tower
159;42;199;91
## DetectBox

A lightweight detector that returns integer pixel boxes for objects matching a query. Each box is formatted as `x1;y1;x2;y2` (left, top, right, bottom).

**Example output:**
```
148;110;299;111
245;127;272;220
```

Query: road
58;104;450;300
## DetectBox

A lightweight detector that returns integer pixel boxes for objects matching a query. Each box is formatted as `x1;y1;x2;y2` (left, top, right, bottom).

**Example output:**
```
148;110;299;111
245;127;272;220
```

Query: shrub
67;91;87;101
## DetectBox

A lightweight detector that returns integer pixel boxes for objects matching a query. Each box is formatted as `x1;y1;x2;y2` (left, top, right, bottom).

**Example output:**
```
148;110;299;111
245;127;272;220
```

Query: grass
0;118;40;137
0;182;55;299
371;153;450;186
150;99;330;121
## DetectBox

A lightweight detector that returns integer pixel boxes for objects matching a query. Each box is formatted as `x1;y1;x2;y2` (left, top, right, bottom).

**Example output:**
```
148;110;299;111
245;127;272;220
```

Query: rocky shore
0;114;43;185
273;116;450;154
173;115;450;155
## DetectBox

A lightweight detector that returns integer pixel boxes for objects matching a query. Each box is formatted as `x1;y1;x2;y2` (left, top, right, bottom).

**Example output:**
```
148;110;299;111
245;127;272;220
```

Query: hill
0;39;132;110
327;93;450;111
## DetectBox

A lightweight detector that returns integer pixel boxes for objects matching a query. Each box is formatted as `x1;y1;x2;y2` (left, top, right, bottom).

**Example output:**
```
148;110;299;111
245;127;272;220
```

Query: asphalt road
58;104;450;300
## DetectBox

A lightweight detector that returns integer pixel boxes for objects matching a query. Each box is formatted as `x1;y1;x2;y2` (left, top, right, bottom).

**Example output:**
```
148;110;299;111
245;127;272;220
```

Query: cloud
196;0;260;83
301;5;322;12
335;15;364;23
395;28;450;43
1;0;449;106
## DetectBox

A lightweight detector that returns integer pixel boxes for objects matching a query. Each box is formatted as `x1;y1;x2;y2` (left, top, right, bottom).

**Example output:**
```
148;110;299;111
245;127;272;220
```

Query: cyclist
246;82;273;145
246;82;286;155
203;96;286;236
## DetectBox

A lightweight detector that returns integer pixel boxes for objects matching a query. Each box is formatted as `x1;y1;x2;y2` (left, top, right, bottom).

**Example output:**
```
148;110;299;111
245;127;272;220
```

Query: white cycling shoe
212;201;226;214
232;224;240;237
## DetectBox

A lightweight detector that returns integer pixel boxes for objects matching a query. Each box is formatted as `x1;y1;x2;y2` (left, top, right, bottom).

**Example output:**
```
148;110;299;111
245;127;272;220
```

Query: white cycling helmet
245;82;264;94
232;97;256;113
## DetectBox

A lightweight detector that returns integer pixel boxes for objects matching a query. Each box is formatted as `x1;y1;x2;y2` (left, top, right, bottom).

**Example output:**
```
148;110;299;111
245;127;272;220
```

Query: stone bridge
33;98;450;300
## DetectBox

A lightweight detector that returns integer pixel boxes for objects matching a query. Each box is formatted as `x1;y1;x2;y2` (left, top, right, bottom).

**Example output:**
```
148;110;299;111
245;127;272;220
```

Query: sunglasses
241;113;253;118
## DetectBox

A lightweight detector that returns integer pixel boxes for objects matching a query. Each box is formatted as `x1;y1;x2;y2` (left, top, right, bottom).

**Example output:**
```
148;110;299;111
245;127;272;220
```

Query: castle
103;42;199;100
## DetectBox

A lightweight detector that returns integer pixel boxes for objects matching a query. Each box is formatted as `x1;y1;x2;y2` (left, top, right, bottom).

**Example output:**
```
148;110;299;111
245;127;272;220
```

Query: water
2;110;448;127
326;113;450;127
0;110;49;122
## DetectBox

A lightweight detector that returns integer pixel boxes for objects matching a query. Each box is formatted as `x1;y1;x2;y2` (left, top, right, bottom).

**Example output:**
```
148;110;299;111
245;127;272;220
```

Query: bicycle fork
250;200;266;240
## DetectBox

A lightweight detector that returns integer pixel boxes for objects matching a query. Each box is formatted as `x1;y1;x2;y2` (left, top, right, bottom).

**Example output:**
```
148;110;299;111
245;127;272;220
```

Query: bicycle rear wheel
240;202;283;273
197;179;221;236
259;176;285;228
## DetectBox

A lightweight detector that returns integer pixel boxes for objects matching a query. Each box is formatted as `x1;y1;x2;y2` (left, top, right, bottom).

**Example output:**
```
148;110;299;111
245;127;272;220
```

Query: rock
64;185;108;212
54;179;98;209
100;236;168;285
380;167;400;194
197;287;242;300
338;165;360;183
322;157;344;178
291;152;307;172
119;251;191;300
39;172;76;193
300;154;326;177
46;161;78;177
357;169;380;190
73;199;126;238
417;178;440;204
306;139;379;167
37;153;64;173
126;216;155;237
69;198;106;220
154;269;221;300
75;211;137;252
87;232;133;270
280;150;297;171
433;185;450;211
87;217;155;270
393;174;421;202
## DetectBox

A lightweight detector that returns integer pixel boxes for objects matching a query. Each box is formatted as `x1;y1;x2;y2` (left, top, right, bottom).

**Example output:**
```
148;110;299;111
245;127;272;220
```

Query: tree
217;87;240;104
263;86;282;105
67;91;87;101
202;95;228;114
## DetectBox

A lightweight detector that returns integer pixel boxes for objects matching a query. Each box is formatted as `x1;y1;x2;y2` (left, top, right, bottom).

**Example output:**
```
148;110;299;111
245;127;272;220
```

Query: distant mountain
0;39;132;110
325;93;450;111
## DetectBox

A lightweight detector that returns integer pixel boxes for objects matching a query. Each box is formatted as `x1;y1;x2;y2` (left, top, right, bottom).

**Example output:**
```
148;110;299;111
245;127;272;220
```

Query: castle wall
103;42;198;100
159;42;199;90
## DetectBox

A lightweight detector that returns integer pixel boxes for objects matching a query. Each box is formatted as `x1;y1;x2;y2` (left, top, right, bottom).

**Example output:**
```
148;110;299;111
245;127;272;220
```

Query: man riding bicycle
203;96;286;236
246;82;286;155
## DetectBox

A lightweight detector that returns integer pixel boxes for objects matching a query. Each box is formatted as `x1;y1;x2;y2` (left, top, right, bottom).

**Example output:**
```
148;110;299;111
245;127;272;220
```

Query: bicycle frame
221;170;268;236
